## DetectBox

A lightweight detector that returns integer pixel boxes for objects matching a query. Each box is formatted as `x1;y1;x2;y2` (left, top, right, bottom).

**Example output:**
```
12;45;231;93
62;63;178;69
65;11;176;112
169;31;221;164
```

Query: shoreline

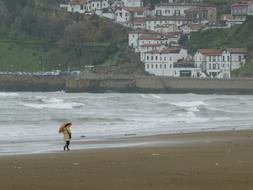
1;129;253;157
1;129;253;190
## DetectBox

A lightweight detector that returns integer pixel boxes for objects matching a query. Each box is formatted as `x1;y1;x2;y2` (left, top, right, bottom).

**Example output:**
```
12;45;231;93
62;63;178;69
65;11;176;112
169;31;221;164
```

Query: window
209;64;211;69
209;56;211;62
147;56;149;60
227;56;230;61
155;56;158;60
151;56;153;60
213;64;216;69
223;56;225;62
160;64;162;69
151;64;153;69
164;64;166;69
147;64;149;69
239;56;242;62
156;64;158;69
164;57;166;61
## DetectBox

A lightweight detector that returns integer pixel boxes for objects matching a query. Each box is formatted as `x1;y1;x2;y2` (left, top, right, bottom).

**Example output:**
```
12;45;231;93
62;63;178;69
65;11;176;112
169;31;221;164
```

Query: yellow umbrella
59;122;72;133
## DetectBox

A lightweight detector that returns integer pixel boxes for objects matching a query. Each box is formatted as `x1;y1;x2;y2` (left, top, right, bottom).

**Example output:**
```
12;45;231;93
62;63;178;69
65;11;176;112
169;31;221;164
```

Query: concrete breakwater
1;74;253;94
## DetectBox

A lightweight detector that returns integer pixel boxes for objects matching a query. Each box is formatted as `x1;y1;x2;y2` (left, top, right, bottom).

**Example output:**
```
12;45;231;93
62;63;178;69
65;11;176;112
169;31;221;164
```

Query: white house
194;48;248;78
154;2;197;17
86;0;109;14
115;7;131;23
194;49;231;79
122;0;143;7
60;0;110;14
128;30;159;49
224;48;248;70
145;16;191;33
174;60;202;78
231;1;253;21
142;48;188;76
115;7;146;25
60;0;87;13
127;18;146;29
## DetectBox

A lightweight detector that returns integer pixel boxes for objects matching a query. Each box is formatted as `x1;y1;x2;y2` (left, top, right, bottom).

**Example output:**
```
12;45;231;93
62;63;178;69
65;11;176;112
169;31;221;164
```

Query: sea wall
1;74;253;94
135;77;253;94
0;75;66;91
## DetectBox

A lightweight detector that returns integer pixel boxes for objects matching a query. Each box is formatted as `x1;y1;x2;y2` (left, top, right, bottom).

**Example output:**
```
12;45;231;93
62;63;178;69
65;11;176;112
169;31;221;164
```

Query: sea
1;92;253;155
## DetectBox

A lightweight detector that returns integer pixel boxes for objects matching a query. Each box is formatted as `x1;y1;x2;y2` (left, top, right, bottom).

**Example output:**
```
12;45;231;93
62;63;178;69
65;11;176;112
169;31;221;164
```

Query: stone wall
1;74;253;94
0;75;66;91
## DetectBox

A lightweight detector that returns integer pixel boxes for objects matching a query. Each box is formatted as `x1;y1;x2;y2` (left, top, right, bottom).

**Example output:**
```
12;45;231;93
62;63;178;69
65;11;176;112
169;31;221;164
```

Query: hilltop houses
60;0;250;79
219;0;253;27
231;0;253;21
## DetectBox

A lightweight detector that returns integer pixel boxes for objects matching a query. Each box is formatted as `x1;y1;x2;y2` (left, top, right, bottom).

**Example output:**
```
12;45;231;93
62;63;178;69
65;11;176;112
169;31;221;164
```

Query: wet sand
1;130;253;190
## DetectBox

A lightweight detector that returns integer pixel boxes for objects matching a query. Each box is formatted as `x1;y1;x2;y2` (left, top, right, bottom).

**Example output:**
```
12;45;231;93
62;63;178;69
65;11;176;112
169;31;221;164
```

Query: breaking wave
21;96;83;109
0;92;19;97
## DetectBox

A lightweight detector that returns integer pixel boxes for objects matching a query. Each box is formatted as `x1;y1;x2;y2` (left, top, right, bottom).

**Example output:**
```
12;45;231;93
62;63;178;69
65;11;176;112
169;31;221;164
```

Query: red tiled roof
231;1;251;7
128;18;146;23
140;44;162;47
198;49;222;56
146;16;190;21
225;48;248;54
139;35;163;40
145;48;181;54
191;24;205;30
128;30;159;35
160;48;181;54
123;7;146;13
70;0;87;5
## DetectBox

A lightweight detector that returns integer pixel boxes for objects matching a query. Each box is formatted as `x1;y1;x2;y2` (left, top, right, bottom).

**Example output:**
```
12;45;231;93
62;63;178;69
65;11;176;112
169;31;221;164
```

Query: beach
1;130;253;190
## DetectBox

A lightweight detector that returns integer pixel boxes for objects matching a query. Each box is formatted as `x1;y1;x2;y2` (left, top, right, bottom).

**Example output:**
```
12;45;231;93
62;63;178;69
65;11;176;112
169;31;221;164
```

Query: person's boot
64;145;66;151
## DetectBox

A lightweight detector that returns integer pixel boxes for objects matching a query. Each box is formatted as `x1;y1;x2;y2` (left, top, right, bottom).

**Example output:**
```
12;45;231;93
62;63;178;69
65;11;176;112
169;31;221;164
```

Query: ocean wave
0;92;19;97
171;101;208;107
150;94;162;99
140;94;148;98
21;96;83;109
199;106;235;113
21;102;83;109
76;117;126;123
175;110;209;123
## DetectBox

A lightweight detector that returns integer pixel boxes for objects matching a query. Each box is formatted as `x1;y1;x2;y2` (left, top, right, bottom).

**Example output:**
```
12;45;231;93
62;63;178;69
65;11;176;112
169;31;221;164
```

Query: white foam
0;92;19;97
140;94;148;98
42;97;64;104
171;101;208;107
150;95;162;99
21;102;83;109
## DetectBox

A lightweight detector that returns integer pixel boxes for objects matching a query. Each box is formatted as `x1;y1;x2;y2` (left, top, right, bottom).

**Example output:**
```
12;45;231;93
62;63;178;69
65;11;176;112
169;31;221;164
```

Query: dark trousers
64;141;70;151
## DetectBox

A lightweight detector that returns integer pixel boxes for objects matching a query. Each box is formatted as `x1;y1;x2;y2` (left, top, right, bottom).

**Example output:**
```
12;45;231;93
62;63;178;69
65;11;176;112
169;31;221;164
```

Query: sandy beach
1;130;253;190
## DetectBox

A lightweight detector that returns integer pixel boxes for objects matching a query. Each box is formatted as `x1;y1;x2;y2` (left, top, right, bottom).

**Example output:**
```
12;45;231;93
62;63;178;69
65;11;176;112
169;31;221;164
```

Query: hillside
0;0;130;72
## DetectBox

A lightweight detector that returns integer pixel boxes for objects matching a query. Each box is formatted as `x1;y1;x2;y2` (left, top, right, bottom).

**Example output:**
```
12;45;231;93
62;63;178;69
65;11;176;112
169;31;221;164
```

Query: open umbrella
59;122;72;133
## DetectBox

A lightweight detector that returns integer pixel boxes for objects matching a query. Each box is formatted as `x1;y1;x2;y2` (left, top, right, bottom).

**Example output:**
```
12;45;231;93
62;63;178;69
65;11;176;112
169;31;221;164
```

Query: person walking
59;122;72;151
